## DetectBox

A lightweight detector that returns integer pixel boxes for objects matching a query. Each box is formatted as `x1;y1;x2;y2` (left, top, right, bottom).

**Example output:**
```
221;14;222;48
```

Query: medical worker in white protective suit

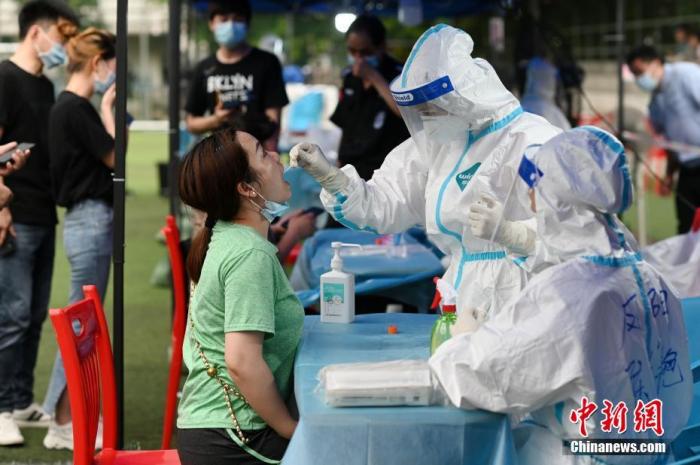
521;57;572;130
430;127;692;465
290;24;561;319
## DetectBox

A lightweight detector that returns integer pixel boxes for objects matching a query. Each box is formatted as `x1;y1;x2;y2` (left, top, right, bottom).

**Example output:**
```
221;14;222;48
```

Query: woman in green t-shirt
176;127;304;465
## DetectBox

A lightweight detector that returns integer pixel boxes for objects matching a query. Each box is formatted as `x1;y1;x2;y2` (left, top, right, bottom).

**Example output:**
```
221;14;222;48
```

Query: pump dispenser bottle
320;242;360;323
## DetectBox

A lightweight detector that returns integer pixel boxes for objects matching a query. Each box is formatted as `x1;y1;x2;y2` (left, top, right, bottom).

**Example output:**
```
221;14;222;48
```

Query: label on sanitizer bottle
322;283;345;317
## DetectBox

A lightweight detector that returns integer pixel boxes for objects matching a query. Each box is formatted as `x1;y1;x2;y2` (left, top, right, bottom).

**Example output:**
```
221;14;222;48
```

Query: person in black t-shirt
330;14;409;181
0;0;79;446
185;0;289;151
42;27;117;451
184;1;314;255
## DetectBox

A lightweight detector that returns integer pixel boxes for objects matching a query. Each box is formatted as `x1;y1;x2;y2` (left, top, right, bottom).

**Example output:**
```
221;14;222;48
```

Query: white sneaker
43;420;73;450
43;419;103;451
0;412;24;446
95;419;103;450
13;403;51;428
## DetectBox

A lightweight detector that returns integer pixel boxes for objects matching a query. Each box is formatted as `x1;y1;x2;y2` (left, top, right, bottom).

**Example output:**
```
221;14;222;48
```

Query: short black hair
625;45;664;67
675;23;694;35
208;0;252;24
19;0;79;40
346;14;386;47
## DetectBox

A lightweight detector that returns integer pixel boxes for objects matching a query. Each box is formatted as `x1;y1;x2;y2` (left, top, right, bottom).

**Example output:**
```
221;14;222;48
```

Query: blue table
282;313;517;465
291;229;444;310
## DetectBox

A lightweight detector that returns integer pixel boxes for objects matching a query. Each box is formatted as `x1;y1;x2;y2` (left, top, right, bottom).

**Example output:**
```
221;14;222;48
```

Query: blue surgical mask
37;42;67;69
248;187;289;222
214;21;248;49
635;72;659;92
347;54;380;68
94;70;116;95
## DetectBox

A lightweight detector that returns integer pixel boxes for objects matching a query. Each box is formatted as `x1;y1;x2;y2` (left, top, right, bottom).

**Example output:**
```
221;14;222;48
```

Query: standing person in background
42;27;117;451
687;28;700;62
185;0;289;151
0;0;79;447
331;14;409;181
520;57;571;130
184;0;312;259
627;45;700;234
673;24;694;61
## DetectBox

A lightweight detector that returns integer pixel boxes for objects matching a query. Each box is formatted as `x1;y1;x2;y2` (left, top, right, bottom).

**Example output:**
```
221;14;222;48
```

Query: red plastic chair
49;285;180;465
161;215;188;449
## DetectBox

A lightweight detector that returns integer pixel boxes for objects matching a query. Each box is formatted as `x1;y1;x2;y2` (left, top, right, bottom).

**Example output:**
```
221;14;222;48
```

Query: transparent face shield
391;75;468;156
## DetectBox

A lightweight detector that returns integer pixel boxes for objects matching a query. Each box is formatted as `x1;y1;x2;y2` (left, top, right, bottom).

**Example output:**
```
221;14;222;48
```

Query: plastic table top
282;313;516;465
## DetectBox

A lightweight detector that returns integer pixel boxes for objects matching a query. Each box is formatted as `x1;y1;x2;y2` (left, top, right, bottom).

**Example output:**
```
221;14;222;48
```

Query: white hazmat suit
430;127;692;464
291;24;561;318
521;57;572;130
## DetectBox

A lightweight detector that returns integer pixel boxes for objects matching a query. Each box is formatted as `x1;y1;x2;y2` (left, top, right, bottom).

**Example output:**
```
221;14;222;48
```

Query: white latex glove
450;310;480;336
468;194;535;256
289;142;350;194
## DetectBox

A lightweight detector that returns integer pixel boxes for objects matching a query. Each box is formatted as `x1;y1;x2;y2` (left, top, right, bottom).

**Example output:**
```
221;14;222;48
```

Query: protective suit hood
526;126;634;270
390;24;521;153
523;57;558;101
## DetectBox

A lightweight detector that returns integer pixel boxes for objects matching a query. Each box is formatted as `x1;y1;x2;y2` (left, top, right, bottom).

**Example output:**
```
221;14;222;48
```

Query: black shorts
177;427;289;465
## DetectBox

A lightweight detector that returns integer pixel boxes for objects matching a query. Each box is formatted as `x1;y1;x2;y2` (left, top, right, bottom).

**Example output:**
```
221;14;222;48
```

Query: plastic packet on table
339;244;425;259
316;360;447;407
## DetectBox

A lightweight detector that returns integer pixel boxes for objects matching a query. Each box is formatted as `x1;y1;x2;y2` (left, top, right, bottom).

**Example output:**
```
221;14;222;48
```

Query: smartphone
0;235;16;258
302;207;325;217
0;142;34;167
278;207;326;229
222;99;241;110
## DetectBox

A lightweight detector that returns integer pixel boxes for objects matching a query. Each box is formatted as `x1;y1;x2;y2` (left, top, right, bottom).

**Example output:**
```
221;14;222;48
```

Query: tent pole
113;0;129;449
168;0;181;217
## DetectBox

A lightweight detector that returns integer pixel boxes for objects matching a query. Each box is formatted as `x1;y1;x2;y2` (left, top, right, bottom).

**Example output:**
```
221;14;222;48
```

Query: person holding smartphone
0;142;31;210
42;27;116;450
184;0;288;151
0;0;79;447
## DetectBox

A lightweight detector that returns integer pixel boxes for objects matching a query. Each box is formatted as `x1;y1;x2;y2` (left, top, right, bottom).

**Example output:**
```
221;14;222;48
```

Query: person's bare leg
54;389;71;425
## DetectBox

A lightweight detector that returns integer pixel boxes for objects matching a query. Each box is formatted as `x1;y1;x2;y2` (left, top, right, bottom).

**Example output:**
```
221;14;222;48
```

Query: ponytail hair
179;128;256;282
66;27;116;74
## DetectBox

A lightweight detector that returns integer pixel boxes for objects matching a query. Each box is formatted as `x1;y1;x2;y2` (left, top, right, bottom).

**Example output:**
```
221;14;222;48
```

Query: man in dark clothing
0;0;79;446
185;0;289;151
330;14;409;181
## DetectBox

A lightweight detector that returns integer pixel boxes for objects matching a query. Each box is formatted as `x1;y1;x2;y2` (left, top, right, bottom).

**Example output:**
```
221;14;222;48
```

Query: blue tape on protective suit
518;155;544;188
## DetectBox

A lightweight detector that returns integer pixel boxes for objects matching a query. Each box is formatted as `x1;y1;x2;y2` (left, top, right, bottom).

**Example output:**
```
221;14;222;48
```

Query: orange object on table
387;325;398;334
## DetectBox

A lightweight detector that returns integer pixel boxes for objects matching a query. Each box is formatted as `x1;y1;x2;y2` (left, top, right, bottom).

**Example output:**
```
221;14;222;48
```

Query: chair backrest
49;285;118;465
161;215;188;448
163;215;187;336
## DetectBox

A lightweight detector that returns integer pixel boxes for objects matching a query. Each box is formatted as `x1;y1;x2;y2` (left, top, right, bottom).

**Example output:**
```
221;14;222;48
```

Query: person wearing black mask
330;14;409;181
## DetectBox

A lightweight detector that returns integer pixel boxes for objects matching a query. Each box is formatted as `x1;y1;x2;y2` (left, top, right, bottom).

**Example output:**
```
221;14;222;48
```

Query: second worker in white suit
291;24;561;318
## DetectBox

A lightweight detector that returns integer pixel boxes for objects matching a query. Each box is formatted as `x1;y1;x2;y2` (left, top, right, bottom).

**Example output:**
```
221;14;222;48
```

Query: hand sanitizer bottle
320;242;360;323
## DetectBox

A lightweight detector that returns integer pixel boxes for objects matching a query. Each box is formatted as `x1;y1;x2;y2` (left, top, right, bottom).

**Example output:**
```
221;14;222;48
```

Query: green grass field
1;131;677;464
3;131;172;464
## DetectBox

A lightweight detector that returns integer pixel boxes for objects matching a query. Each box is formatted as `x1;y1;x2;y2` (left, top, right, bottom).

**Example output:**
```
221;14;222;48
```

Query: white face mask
421;116;467;140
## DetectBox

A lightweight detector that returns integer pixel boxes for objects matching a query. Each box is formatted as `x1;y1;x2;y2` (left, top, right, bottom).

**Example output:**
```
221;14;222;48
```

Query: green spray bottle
430;278;458;354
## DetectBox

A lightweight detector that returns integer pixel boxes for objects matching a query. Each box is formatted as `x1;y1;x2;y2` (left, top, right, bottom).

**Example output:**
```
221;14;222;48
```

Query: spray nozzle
330;242;363;271
431;278;458;314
